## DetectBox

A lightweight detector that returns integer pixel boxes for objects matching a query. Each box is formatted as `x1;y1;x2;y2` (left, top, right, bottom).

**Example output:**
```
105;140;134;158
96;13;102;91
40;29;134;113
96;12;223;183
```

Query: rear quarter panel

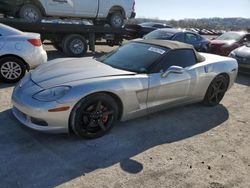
195;53;238;96
0;35;46;68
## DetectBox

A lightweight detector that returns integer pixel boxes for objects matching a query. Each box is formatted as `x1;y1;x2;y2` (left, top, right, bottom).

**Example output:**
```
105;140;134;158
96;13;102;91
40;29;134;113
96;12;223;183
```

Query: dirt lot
0;45;250;188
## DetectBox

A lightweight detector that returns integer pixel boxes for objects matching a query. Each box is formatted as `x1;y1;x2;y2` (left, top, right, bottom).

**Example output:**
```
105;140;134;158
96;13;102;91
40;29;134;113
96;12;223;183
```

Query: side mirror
161;66;184;78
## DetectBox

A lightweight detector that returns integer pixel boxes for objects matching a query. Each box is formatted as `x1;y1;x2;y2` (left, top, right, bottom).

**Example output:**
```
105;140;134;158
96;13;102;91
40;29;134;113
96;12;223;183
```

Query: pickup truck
0;0;136;27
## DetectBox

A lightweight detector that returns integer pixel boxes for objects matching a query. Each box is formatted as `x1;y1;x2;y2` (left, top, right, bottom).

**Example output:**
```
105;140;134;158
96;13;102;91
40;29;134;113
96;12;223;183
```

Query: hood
234;45;250;58
210;39;235;46
31;57;135;88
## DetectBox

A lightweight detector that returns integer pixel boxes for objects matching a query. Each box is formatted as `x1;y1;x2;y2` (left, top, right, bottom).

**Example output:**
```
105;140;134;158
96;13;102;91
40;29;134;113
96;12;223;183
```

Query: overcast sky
135;0;250;20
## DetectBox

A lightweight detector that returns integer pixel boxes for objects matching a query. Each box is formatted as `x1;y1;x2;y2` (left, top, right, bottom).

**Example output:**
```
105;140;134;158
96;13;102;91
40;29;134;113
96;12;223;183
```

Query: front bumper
11;75;71;133
234;56;250;73
238;63;250;73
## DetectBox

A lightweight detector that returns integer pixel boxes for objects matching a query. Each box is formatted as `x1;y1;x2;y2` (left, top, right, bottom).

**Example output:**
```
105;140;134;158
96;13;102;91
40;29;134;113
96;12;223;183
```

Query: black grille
30;117;48;127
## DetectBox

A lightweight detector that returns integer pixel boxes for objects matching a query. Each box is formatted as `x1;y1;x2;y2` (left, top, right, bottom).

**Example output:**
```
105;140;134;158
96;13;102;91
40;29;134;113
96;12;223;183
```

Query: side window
172;33;185;42
151;49;197;73
197;35;203;41
185;33;198;43
153;24;164;28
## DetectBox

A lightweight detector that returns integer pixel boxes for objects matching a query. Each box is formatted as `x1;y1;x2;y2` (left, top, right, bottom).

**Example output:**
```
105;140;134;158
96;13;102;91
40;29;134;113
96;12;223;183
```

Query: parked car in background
0;0;136;27
0;24;47;83
229;43;250;73
126;22;173;38
12;40;238;139
209;31;250;56
137;22;172;37
143;28;210;52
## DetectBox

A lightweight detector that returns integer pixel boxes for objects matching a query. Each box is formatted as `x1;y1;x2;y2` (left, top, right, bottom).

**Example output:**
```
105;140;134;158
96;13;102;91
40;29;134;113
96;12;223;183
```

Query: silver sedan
12;40;238;139
229;43;250;73
0;23;47;83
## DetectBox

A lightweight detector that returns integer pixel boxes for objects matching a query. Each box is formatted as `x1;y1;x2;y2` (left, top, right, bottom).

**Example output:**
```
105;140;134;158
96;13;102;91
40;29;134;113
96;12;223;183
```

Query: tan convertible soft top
136;39;206;63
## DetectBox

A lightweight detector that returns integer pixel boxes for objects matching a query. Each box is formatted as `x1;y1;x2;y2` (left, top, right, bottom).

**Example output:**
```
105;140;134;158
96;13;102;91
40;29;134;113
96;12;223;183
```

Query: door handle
53;0;68;3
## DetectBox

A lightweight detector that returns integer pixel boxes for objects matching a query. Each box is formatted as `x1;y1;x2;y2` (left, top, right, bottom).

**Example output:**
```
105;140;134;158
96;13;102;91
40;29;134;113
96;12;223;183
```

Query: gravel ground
0;45;250;188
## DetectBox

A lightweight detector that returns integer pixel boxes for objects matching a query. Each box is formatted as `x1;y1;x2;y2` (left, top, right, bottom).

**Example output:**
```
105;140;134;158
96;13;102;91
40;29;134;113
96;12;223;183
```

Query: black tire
203;75;229;106
0;57;26;83
109;13;124;28
71;93;119;139
62;34;88;57
19;4;42;23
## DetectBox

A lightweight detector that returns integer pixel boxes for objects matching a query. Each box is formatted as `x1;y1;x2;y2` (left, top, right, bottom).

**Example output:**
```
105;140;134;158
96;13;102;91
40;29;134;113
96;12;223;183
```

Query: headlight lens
222;41;235;48
33;86;71;102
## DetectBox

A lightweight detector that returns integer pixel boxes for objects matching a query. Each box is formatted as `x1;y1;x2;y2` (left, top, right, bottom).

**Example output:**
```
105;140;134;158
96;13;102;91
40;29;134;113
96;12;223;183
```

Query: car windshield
144;30;175;40
97;42;169;73
216;32;244;41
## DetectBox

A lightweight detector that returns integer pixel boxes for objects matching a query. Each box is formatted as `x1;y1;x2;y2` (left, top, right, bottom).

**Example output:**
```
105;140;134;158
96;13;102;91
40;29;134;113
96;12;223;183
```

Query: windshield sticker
148;47;166;54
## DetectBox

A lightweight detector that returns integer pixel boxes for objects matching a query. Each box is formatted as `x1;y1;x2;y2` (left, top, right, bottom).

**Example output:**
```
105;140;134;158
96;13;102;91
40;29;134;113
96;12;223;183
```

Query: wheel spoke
218;89;225;94
4;63;10;69
1;66;9;70
212;84;217;91
209;93;216;101
217;81;223;89
13;64;20;70
82;111;92;115
96;101;102;111
215;94;220;103
7;72;13;79
98;121;106;131
103;111;114;116
1;69;8;73
13;72;20;78
10;62;14;69
86;120;95;130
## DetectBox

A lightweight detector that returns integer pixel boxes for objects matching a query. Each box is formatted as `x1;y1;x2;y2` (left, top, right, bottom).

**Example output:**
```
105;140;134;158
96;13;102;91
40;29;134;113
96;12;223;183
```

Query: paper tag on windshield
148;47;166;54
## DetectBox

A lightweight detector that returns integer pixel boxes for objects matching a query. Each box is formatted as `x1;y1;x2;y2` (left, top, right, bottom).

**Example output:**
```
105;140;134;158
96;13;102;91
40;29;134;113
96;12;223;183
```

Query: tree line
127;17;250;31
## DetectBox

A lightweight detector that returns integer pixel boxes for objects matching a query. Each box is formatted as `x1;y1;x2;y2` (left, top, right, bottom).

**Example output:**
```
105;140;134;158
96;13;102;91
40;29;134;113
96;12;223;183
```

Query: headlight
229;51;236;58
222;41;235;48
33;86;71;102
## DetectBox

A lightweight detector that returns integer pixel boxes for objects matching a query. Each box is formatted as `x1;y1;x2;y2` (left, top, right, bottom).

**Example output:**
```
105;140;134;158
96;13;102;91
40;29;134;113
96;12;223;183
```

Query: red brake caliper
101;106;109;124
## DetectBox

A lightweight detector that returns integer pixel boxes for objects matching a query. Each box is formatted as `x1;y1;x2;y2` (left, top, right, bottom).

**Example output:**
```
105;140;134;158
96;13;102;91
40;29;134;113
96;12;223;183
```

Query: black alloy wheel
71;94;118;139
203;75;229;106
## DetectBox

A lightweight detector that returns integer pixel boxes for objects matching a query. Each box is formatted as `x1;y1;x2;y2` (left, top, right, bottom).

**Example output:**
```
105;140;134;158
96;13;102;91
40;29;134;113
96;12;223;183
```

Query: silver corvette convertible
12;40;238;139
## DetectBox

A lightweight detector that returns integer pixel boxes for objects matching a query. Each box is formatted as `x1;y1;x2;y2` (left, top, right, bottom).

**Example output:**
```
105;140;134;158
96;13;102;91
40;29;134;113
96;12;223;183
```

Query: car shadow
0;103;229;187
0;83;15;89
236;73;250;86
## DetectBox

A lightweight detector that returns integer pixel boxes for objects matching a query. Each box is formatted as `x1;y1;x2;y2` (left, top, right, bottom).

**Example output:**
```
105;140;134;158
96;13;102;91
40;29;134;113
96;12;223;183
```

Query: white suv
2;0;136;27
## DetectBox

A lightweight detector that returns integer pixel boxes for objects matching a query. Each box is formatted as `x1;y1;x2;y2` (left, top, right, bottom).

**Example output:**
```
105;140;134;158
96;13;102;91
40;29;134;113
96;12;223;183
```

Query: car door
0;35;4;51
185;33;201;50
147;49;197;113
172;33;185;43
44;0;74;16
73;0;98;17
